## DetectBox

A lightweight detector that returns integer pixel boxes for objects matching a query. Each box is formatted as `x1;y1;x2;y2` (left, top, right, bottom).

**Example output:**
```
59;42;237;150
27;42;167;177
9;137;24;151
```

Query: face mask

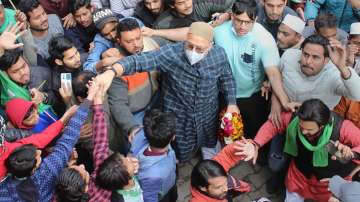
185;48;207;65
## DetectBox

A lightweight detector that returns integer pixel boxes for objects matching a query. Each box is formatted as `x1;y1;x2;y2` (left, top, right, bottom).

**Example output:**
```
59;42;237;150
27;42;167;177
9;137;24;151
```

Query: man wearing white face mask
95;21;239;162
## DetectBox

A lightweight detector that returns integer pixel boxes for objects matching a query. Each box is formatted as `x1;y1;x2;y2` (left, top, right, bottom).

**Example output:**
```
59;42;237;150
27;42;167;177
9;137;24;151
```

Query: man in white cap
347;22;360;75
95;21;240;162
277;14;305;56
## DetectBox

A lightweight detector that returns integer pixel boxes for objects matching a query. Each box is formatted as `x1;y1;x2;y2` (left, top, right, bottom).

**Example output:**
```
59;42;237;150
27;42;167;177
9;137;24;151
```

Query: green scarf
284;116;334;167
0;8;16;33
0;71;50;113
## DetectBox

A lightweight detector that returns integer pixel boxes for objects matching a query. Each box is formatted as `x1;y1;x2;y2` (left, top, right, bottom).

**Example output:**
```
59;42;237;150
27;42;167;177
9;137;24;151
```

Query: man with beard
65;0;97;54
134;0;167;28
275;34;360;111
18;0;64;61
105;18;160;151
237;99;360;202
190;141;251;202
95;22;239;162
277;14;305;56
257;0;298;39
0;48;58;132
48;35;82;116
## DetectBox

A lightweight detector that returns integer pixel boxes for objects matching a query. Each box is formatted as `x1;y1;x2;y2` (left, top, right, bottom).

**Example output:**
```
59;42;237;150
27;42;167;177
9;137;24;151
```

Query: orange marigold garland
219;111;244;144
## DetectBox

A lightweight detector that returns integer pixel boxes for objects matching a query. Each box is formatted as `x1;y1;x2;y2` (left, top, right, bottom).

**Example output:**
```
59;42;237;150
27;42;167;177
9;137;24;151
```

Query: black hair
72;71;96;99
191;160;227;190
117;18;140;38
0;48;23;71
164;0;175;6
55;168;89;202
297;99;331;127
314;12;338;32
143;109;176;148
18;0;41;19
70;0;92;14
6;144;37;178
95;153;131;190
49;35;75;65
232;0;257;21
301;34;329;57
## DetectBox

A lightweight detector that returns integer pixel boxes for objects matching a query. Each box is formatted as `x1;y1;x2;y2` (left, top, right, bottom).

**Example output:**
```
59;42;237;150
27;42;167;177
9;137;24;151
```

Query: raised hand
62;13;76;29
233;138;259;165
86;79;99;101
0;23;26;51
328;39;347;69
59;81;73;105
346;44;358;67
15;10;28;31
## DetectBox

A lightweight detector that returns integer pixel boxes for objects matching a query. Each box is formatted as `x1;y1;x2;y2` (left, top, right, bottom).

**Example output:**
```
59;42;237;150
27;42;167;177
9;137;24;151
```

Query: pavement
176;155;283;202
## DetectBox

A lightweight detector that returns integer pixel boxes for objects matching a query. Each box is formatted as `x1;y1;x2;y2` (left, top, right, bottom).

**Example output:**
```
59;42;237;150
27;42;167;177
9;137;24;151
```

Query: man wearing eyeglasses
214;0;295;141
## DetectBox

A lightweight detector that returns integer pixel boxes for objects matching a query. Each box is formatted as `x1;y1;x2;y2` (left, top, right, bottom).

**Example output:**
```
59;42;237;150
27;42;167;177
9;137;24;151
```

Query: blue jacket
0;101;90;202
131;130;177;202
83;33;115;73
305;0;360;32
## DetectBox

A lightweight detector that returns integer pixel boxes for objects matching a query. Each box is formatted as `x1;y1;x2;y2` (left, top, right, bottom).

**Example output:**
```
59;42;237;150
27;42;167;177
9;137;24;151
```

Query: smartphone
326;140;351;164
60;73;72;89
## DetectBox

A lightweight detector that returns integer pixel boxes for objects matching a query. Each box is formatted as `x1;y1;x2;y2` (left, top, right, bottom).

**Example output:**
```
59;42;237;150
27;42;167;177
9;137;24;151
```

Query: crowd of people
0;0;360;201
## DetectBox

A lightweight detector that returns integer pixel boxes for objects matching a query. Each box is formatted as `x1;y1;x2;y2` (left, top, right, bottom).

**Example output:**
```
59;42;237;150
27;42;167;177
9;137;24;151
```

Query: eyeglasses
233;19;254;26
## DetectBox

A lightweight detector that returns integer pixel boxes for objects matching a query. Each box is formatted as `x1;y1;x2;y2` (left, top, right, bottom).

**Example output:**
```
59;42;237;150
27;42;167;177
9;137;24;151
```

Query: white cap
350;22;360;35
281;14;305;34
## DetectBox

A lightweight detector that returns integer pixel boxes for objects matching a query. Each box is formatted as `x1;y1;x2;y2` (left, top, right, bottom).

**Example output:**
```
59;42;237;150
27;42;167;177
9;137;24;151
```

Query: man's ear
55;58;64;66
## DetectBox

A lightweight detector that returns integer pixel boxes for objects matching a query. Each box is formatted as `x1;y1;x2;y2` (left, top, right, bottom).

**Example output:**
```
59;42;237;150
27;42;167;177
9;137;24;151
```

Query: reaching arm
17;121;64;148
34;102;90;200
143;27;189;42
213;143;246;172
265;67;290;107
92;104;110;169
83;35;114;73
253;112;292;147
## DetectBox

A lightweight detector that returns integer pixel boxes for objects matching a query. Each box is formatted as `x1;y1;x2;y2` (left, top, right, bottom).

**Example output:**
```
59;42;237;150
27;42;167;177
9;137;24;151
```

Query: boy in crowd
131;109;178;202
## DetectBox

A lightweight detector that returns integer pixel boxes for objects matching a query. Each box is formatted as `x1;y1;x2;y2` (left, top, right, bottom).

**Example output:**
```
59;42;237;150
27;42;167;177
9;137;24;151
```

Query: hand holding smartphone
326;140;353;164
